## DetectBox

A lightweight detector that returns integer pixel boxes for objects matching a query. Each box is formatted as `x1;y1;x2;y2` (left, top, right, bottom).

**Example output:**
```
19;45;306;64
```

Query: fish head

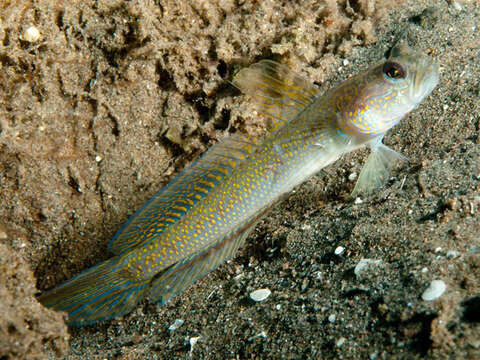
337;43;439;138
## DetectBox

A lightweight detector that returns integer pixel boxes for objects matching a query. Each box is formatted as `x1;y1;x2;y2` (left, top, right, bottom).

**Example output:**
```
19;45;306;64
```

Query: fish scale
38;43;439;325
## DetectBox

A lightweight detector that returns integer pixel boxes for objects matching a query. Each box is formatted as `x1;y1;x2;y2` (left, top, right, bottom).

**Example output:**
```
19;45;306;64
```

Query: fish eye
383;61;406;80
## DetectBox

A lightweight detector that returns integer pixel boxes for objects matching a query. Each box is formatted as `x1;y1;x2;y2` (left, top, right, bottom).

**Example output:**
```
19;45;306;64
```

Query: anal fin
148;206;270;304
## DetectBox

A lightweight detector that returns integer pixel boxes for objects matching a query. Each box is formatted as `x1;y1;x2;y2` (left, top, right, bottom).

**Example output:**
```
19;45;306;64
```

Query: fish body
38;44;439;325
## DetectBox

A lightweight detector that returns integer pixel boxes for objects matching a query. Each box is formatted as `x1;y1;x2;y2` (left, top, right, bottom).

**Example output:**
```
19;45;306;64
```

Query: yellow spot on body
172;205;187;212
197;180;214;188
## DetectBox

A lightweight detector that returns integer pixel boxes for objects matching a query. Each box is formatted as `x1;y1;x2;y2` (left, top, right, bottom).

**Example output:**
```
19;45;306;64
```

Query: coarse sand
0;0;478;359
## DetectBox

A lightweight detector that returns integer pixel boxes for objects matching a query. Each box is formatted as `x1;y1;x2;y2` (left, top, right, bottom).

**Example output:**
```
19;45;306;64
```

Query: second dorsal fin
108;134;259;256
232;60;321;131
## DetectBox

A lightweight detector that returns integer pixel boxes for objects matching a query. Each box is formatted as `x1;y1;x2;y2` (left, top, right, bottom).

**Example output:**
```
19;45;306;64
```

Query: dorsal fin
232;60;321;131
108;134;259;255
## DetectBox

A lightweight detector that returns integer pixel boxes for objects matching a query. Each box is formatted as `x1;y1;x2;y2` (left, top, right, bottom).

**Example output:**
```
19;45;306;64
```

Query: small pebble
348;172;357;181
452;1;463;11
189;336;201;353
250;288;271;302
22;26;41;42
421;280;446;301
421;267;429;273
469;245;479;254
354;197;363;204
343;59;349;66
233;273;244;281
435;247;442;253
275;304;281;311
336;337;346;347
328;314;336;323
354;259;382;277
95;155;102;162
334;246;345;255
248;331;267;341
301;223;311;231
168;319;184;331
0;224;7;240
446;250;460;259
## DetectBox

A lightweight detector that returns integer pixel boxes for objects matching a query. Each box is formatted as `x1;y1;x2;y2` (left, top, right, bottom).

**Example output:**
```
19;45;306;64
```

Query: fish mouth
409;56;439;104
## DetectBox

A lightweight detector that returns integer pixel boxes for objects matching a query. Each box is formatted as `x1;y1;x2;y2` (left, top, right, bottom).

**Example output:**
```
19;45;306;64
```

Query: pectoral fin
350;142;407;199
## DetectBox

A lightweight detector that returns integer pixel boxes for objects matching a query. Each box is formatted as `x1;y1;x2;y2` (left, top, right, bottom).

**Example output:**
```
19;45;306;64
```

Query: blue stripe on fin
37;257;149;326
108;134;260;256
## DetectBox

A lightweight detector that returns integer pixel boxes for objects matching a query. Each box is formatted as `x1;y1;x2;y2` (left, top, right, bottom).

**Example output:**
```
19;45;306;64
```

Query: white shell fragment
248;331;267;341
446;250;460;259
250;288;271;302
336;337;346;347
189;336;201;353
22;26;41;42
451;1;463;11
354;259;382;277
168;318;184;331
334;246;345;255
422;280;446;301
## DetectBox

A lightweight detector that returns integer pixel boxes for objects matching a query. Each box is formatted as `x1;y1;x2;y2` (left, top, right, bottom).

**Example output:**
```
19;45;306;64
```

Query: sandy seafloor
0;0;479;359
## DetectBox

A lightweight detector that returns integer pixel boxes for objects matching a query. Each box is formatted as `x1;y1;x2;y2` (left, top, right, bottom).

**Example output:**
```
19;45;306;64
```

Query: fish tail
38;256;149;326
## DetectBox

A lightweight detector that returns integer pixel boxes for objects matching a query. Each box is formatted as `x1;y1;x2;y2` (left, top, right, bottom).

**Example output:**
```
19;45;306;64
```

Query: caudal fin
38;257;149;326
